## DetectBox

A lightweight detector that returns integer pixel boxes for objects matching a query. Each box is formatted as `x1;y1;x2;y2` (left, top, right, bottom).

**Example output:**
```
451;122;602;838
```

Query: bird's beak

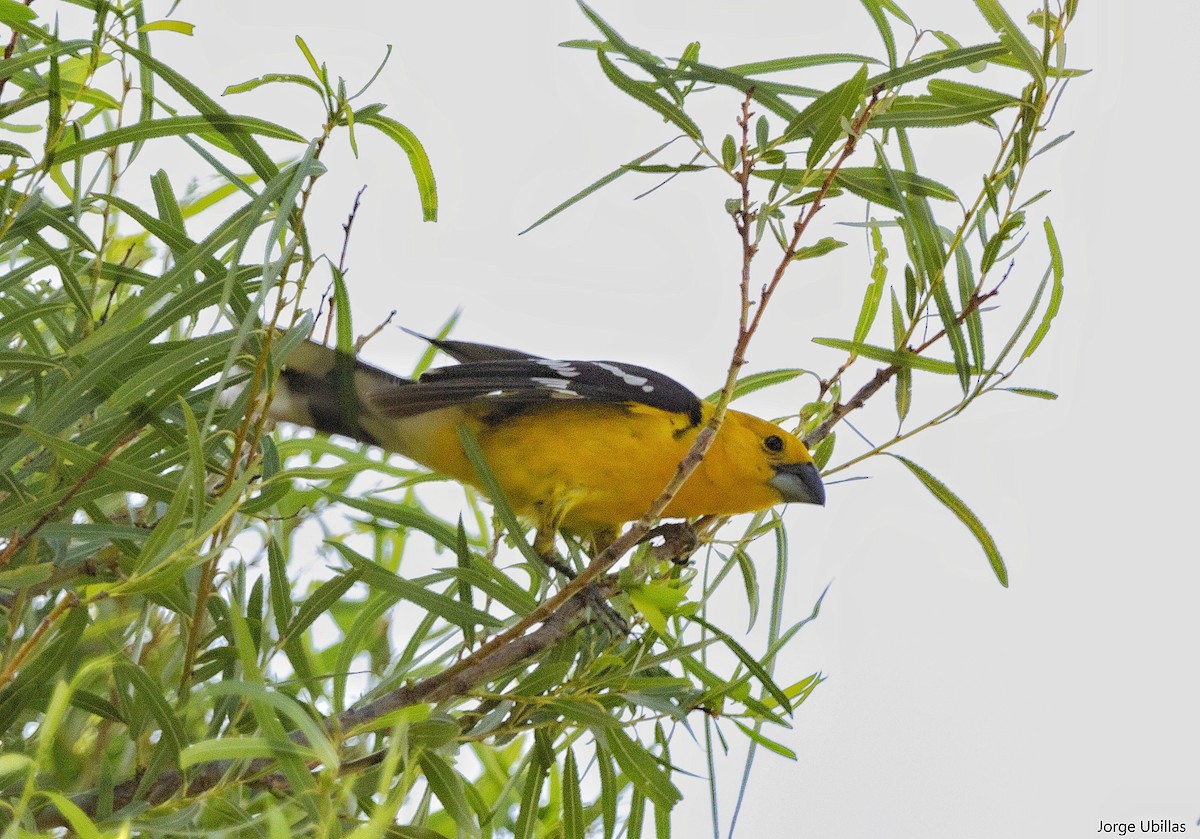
769;461;826;506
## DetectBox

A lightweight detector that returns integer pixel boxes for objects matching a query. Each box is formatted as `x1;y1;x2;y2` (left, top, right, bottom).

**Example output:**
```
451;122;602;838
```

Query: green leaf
894;366;911;425
954;224;985;370
930;272;971;393
357;113;438;221
725;53;880;75
0;563;54;590
793;236;847;261
563;747;586;839
332;591;400;714
813;337;972;375
594;48;701;140
69;691;125;725
0;139;30;157
928;78;1020;108
753;166;956;211
778;64;867;167
521;137;680;234
30;791;102;839
117;40;282;181
721;133;736;170
324;491;460;550
454;519;476;647
0;351;63;372
137;20;195;35
47;115;304;165
876;138;946;289
852;223;888;344
812;430;836;470
1031;130;1075;161
419;752;480;838
858;0;900;67
624;163;708;174
891;455;1008;586
284;568;363;642
179;736;311;769
513;758;547;839
837;167;957;209
1023;217;1064;359
672;59;800;122
330;543;503;629
114;661;186;761
224;72;326;99
1002;387;1057;400
294;35;330;94
686;615;792;711
628;588;669;637
0;40;91;80
0;0;35;24
869;96;1017;129
867;43;1009;89
723;368;808;403
0;608;86;735
732;719;797;759
628;790;646;839
974;0;1045;83
733;549;759;631
596;739;619;839
597;727;681;809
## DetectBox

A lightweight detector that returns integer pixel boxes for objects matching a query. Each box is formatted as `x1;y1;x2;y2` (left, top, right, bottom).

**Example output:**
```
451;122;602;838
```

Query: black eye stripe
764;434;784;452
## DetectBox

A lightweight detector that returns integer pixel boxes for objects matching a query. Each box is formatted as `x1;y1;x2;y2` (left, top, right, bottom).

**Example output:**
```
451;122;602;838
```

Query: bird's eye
764;434;784;452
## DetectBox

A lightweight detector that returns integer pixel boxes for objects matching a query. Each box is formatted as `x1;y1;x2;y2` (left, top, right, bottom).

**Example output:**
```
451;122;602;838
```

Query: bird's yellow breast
364;401;787;535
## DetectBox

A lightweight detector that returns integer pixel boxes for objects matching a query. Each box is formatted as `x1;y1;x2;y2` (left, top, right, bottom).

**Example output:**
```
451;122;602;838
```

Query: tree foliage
0;1;1080;836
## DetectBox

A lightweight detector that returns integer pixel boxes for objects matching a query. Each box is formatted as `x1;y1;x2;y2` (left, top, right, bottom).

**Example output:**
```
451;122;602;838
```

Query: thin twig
320;185;368;345
804;280;1003;448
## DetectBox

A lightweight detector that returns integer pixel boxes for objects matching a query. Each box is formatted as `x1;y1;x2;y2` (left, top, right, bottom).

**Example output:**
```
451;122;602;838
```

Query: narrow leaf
813;337;971;375
794;236;847;261
1022;217;1064;359
330;543;504;629
598;727;681;809
891;455;1008;586
974;0;1045;83
853;223;888;344
595;48;701;140
1002;387;1057;400
48;116;304;165
563;747;585;839
521;137;680;234
358;113;438;221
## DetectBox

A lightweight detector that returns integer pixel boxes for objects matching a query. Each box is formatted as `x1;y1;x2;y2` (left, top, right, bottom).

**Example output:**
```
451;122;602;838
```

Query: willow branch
46;84;884;830
804;280;1003;448
41;586;606;828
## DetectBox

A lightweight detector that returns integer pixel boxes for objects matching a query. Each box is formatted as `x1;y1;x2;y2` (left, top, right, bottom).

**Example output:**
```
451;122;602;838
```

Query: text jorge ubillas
1098;821;1188;834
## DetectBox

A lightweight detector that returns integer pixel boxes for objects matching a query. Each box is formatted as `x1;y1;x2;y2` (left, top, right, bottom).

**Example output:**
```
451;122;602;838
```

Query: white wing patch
536;359;581;377
594;362;655;393
531;376;580;396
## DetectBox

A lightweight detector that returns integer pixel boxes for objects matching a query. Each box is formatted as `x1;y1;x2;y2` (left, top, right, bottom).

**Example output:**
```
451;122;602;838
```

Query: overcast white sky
99;2;1199;836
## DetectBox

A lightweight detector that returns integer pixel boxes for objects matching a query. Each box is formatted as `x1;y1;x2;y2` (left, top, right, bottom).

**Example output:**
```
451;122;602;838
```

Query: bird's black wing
373;356;704;426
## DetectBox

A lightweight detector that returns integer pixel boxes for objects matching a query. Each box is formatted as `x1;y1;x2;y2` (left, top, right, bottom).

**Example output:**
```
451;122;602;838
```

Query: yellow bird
266;334;825;553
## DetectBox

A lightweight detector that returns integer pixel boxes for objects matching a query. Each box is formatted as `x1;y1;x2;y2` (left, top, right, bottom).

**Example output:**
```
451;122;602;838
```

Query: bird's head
716;409;826;509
